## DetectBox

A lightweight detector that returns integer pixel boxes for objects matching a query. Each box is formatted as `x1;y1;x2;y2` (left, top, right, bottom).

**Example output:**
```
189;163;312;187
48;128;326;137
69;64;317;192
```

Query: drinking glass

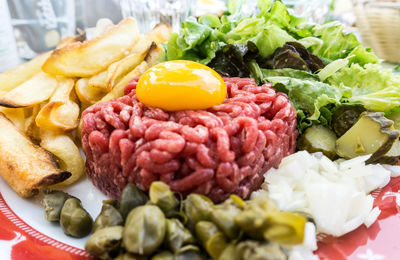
289;0;331;24
7;0;75;59
119;0;195;33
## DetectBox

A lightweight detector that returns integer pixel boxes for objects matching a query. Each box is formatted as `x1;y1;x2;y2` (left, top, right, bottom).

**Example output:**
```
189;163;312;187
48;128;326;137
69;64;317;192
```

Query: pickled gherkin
93;200;123;232
149;182;179;215
297;125;337;160
85;226;123;260
332;104;366;137
119;183;148;220
123;205;166;255
336;112;400;163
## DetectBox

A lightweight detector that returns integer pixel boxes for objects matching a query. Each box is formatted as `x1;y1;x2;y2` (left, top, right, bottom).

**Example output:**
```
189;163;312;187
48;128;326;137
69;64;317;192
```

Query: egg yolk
136;60;226;111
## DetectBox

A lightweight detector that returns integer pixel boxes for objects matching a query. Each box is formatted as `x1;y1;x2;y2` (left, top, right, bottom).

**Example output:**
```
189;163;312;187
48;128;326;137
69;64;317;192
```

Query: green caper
123;205;166;255
234;195;277;240
195;221;228;260
210;198;242;240
150;251;174;260
235;240;286;260
42;190;70;221
60;198;93;237
174;245;204;260
263;211;306;246
93;200;123;232
115;253;149;260
165;218;195;253
85;225;123;260
167;211;188;225
218;243;237;260
183;194;213;230
149;182;178;215
119;183;148;220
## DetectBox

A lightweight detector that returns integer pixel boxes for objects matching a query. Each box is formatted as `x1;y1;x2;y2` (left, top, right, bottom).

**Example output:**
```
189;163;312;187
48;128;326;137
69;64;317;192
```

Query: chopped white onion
383;165;400;177
364;207;381;228
260;151;392;237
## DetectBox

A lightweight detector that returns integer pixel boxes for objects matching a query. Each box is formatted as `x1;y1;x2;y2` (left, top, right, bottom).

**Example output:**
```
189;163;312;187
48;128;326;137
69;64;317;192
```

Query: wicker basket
353;1;400;63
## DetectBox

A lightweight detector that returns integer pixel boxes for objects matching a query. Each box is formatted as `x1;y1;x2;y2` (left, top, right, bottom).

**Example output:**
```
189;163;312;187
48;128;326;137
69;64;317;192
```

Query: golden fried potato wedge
88;70;108;90
40;130;85;186
0;113;71;197
75;78;107;105
0;72;58;108
0;52;51;92
42;17;140;77
57;28;86;48
0;107;25;132
25;105;41;143
106;47;148;91
131;23;172;54
36;78;80;131
101;42;163;102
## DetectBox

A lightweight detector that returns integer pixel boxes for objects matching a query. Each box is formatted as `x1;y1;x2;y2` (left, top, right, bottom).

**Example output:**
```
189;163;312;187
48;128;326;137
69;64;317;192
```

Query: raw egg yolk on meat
136;60;226;111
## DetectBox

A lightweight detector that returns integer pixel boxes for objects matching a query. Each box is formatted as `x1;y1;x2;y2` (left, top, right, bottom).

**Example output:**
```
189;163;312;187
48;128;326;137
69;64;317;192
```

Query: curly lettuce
166;0;378;67
328;64;400;111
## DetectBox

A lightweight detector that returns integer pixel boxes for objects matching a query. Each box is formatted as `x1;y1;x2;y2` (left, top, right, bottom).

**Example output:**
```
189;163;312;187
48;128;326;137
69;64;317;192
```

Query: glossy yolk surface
136;60;226;111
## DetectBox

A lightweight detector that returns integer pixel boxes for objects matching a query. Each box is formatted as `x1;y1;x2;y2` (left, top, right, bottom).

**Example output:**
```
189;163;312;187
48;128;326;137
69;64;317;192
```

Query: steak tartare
81;77;297;202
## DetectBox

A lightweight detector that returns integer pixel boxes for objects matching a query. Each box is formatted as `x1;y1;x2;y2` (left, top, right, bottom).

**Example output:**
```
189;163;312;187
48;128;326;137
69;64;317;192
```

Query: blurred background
0;0;398;72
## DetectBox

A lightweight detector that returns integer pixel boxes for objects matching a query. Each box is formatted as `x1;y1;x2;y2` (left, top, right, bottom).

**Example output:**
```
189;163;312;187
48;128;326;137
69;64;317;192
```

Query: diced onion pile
255;151;400;236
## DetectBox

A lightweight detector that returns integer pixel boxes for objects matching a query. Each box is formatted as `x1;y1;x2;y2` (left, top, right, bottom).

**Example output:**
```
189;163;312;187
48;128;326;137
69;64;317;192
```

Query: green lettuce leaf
347;46;379;66
262;68;319;81
166;17;221;63
266;76;341;120
328;64;400;111
311;21;378;65
249;25;296;57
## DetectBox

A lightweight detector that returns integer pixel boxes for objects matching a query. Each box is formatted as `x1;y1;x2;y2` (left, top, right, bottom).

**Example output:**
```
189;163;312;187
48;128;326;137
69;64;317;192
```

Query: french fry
0;72;58;108
36;78;79;131
130;23;172;54
25;105;41;143
42;17;140;77
0;107;26;132
106;46;149;91
101;61;149;102
40;130;85;187
101;42;163;102
0;52;51;92
75;78;107;105
0;113;71;197
57;28;86;48
88;70;108;91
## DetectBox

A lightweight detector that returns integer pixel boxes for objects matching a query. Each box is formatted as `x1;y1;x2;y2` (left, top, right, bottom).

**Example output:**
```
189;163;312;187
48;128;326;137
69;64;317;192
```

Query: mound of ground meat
81;77;297;202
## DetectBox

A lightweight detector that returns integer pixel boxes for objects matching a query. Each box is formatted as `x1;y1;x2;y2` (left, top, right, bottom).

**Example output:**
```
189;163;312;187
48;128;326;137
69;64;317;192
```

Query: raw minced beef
81;77;297;202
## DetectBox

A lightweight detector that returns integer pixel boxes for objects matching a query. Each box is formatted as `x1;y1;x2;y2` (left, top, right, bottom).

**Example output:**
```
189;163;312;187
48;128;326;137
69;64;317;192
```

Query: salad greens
166;0;400;133
328;64;400;111
167;0;376;65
